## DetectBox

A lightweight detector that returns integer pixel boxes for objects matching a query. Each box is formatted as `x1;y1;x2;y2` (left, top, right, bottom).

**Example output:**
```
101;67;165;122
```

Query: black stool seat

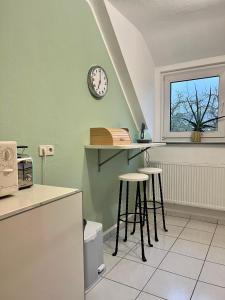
112;173;153;262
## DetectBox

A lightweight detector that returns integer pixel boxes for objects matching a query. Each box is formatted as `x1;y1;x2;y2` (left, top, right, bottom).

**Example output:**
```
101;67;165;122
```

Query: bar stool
138;168;168;242
112;173;153;262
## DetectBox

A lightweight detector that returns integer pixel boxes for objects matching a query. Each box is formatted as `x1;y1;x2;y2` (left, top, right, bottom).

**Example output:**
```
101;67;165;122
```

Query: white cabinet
0;185;84;300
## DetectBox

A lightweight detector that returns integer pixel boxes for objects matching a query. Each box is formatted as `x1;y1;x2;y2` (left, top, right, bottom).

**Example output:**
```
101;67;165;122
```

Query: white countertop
0;184;80;221
85;142;166;149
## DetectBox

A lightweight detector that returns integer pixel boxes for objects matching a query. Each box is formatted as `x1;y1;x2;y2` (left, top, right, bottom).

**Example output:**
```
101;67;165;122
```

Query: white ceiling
108;0;225;66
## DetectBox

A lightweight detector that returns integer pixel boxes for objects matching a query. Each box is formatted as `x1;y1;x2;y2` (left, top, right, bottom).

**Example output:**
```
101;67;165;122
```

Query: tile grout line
198;279;225;290
189;221;218;299
125;233;215;253
98;276;141;292
100;217;221;300
177;236;213;246
209;243;225;251
102;239;139;277
89;236;139;295
101;254;123;278
134;216;191;300
133;214;178;300
85;277;103;296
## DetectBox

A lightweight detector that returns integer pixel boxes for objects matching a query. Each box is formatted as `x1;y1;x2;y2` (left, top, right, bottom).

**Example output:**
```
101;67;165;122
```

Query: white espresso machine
0;141;18;197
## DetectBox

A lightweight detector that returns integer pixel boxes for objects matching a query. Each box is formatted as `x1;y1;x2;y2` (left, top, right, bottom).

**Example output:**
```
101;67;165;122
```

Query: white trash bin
84;221;105;290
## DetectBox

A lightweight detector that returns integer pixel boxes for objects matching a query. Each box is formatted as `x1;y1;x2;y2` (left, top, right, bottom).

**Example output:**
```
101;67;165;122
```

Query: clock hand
98;69;102;89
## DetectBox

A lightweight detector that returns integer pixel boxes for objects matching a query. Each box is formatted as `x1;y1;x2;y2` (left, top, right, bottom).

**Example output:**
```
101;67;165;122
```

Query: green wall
0;0;141;230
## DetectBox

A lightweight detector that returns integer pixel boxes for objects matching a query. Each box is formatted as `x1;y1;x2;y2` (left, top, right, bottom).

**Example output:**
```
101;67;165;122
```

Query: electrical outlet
39;145;55;156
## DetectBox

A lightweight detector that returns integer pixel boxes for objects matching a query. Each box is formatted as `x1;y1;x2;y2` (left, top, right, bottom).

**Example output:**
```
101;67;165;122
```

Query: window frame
162;64;225;140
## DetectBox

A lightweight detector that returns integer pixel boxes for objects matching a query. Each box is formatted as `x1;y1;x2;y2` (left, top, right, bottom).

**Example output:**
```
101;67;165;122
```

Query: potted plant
182;87;225;142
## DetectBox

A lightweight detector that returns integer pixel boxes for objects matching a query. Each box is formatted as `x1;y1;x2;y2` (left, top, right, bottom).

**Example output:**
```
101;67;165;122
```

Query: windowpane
170;76;220;132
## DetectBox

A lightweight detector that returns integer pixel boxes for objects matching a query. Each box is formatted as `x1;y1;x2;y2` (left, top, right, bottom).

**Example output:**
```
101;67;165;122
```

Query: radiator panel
151;161;225;211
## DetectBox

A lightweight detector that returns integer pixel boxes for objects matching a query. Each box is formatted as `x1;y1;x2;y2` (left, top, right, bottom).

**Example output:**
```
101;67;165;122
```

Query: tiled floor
86;215;225;300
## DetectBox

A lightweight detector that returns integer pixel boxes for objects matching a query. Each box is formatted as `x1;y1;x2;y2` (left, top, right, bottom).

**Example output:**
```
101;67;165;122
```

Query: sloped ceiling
109;0;225;66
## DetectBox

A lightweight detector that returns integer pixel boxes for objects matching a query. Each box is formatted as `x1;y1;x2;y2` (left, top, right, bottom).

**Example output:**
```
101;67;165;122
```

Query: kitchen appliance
0;141;18;197
17;157;33;189
17;146;33;189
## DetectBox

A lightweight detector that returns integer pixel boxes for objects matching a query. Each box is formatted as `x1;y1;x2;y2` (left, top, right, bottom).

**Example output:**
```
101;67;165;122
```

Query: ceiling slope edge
87;0;146;131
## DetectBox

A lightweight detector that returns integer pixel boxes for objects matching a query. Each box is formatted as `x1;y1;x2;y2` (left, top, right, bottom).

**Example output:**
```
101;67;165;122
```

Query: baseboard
164;202;225;224
103;215;134;242
103;203;225;240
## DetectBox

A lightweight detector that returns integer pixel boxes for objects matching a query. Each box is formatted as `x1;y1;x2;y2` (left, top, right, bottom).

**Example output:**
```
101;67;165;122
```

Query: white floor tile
146;234;176;250
192;282;225;300
166;211;190;219
85;276;102;294
105;258;155;290
164;215;189;227
207;246;225;265
191;216;217;224
180;228;213;245
137;292;164;300
186;220;216;233
200;261;225;287
104;237;136;257
144;269;196;300
120;225;145;244
125;244;167;267
157;224;183;238
103;253;121;275
159;252;203;279
171;239;208;260
212;232;225;249
215;225;225;235
85;278;139;300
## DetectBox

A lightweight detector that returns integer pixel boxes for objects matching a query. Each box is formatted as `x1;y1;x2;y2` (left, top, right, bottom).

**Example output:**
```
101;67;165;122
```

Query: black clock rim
87;65;108;99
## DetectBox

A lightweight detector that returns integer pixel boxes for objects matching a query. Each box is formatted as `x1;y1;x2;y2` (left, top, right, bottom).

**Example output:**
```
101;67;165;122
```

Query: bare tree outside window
170;76;220;132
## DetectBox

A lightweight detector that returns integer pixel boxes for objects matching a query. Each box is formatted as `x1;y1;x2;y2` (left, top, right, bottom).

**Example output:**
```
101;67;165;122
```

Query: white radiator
151;161;225;211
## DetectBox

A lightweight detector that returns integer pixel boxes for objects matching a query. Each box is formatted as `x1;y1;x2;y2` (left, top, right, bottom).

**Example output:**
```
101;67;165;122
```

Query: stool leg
124;181;129;242
112;181;123;256
152;174;159;242
138;182;147;262
158;173;168;232
131;182;138;235
143;181;153;247
142;201;145;227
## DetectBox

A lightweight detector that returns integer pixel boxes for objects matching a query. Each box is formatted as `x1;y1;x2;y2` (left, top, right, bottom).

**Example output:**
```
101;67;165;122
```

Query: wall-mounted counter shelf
85;143;166;171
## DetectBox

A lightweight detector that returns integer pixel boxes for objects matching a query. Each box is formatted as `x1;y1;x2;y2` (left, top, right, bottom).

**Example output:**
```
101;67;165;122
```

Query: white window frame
162;64;225;140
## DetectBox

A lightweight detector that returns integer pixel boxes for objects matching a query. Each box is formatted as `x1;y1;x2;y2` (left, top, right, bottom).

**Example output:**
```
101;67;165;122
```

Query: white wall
105;0;155;137
152;55;225;164
87;0;146;131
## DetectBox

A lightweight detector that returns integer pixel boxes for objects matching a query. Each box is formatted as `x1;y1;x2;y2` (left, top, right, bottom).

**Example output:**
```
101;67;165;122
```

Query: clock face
87;66;108;99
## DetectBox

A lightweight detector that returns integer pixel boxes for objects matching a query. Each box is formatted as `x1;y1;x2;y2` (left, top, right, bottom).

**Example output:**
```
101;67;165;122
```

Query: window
170;76;219;132
162;65;225;140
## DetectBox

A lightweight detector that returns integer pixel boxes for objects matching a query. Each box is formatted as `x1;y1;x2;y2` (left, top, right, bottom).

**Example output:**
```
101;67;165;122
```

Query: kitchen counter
0;184;84;300
0;184;79;220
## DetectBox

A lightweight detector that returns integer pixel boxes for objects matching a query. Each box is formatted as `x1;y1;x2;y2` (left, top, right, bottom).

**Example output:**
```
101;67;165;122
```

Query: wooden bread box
90;128;132;145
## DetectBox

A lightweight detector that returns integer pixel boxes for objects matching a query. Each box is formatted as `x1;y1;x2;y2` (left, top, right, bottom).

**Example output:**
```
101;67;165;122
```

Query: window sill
166;142;225;145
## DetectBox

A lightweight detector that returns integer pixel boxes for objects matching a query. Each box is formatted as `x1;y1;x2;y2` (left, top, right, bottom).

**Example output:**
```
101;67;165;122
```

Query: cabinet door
0;193;84;300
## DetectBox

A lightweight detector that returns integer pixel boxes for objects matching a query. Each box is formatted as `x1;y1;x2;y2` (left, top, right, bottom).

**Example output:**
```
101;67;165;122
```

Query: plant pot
191;131;201;143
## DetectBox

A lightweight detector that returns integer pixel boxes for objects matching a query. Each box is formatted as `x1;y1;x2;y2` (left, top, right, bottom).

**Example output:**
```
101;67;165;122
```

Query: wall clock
87;66;108;99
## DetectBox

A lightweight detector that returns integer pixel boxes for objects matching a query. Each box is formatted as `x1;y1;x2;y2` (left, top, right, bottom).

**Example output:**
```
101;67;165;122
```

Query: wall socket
39;145;55;156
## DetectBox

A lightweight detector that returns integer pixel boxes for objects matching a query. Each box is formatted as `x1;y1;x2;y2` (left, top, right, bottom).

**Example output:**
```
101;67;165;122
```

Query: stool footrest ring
138;200;162;210
119;213;145;224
